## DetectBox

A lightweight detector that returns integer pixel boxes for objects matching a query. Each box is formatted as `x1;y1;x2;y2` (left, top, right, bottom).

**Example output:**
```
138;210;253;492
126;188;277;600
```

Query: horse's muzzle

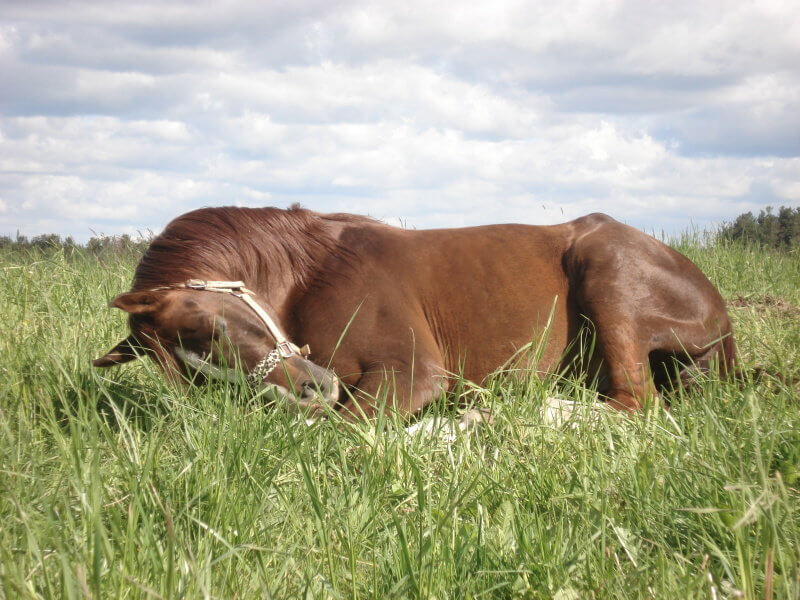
265;357;340;415
298;369;340;408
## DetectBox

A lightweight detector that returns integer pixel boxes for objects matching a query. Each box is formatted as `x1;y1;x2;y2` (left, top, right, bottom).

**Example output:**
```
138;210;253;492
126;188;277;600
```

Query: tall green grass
1;241;798;599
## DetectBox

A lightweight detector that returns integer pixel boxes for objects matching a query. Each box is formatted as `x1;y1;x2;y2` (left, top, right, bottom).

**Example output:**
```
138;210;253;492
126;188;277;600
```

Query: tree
757;207;779;248
777;206;800;248
31;233;63;249
718;205;800;249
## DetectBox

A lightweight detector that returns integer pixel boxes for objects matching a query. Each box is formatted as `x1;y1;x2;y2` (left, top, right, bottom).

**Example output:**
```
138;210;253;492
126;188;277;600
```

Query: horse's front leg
337;358;448;421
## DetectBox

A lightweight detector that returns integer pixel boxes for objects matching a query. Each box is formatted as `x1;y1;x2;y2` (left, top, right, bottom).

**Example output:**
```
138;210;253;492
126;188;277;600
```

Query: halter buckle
276;341;297;358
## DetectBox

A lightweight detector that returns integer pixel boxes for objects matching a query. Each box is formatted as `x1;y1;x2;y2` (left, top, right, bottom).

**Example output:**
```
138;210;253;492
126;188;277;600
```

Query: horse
93;206;737;419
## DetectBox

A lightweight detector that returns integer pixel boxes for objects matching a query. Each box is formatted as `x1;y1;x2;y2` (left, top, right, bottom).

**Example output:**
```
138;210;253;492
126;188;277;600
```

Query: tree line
717;205;800;250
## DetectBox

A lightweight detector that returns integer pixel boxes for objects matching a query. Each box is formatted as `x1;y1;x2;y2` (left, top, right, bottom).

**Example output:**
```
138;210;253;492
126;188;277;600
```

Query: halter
152;279;310;383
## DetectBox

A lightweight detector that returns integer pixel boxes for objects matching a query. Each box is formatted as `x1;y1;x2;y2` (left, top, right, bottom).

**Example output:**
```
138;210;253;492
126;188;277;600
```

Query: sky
1;0;798;241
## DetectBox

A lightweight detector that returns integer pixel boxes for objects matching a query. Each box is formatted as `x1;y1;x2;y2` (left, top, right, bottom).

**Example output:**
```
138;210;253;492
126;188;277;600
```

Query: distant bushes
717;205;800;250
84;233;151;256
0;233;77;251
0;232;151;258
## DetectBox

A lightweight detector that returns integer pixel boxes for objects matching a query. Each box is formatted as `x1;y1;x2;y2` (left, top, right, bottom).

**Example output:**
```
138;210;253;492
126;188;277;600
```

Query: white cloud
0;0;797;240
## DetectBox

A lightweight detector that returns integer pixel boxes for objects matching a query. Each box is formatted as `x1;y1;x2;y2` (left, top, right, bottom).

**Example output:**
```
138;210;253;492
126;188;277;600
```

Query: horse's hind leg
589;319;658;411
593;313;732;409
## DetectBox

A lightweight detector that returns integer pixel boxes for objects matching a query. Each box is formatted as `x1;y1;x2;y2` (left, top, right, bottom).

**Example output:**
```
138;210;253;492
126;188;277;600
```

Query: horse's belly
452;292;574;383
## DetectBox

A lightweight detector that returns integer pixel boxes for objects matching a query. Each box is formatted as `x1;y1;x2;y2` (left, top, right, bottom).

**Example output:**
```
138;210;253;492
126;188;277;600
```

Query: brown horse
94;206;736;418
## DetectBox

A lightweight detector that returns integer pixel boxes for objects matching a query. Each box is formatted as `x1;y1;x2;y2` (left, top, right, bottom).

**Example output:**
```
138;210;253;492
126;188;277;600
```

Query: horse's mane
132;205;376;291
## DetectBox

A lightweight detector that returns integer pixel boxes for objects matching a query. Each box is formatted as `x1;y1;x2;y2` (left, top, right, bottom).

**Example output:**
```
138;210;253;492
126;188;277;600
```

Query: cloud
0;0;797;240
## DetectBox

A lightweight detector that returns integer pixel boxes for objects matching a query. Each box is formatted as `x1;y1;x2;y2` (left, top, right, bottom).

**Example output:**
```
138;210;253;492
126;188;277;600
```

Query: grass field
1;238;798;599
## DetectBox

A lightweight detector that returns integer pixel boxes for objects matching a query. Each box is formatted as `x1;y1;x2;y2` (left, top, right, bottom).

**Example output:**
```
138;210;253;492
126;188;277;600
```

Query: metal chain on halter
248;348;282;384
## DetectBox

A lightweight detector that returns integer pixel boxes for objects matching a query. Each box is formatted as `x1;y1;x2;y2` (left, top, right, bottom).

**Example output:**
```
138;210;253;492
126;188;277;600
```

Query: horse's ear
92;335;141;367
110;291;161;314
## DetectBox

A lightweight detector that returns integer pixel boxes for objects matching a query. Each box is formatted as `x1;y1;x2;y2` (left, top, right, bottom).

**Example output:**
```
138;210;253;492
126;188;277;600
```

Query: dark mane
132;205;377;291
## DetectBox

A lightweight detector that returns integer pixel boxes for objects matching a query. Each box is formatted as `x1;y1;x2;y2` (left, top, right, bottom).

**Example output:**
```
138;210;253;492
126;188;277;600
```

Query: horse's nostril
299;377;338;402
300;381;317;399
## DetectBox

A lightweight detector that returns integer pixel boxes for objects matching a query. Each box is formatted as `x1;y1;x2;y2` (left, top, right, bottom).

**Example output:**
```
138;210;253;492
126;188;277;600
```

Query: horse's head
93;281;339;414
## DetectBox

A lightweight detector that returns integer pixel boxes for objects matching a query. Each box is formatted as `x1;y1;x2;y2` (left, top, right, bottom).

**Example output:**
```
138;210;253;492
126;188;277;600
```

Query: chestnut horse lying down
94;206;736;419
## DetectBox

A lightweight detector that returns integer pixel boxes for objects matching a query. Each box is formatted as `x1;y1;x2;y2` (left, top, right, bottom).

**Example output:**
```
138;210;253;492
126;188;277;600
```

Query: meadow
1;237;798;599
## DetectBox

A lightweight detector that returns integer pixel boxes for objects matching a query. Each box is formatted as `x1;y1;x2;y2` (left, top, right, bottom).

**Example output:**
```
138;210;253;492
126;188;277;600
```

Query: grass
1;239;798;599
